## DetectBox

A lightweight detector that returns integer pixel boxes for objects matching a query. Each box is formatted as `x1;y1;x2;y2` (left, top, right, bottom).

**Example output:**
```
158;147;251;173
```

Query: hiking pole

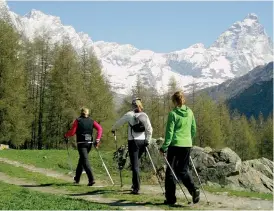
114;132;123;187
190;156;209;204
145;147;165;195
163;156;191;204
65;141;73;176
95;147;115;185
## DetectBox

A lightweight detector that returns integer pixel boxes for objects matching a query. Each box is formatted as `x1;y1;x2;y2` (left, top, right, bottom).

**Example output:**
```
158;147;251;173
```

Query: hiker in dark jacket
160;91;200;205
111;98;153;194
64;107;102;186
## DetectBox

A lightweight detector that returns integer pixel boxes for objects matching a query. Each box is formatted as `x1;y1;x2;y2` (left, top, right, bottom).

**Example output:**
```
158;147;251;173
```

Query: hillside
200;62;273;117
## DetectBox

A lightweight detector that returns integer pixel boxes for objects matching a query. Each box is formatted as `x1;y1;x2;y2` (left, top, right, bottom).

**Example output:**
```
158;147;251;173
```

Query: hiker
111;98;153;194
64;107;102;186
159;91;200;205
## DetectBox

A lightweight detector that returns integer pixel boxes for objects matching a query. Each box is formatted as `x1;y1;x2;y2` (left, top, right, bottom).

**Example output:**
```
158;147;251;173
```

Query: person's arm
111;112;130;131
139;114;153;143
160;112;175;152
64;120;78;138
93;121;103;140
191;113;197;139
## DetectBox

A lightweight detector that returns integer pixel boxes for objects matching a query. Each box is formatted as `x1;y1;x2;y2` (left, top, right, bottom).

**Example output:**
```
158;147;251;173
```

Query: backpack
129;114;146;133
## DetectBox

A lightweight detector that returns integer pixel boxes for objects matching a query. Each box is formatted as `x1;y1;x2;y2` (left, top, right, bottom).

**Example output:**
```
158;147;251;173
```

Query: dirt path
0;157;273;210
0;172;161;210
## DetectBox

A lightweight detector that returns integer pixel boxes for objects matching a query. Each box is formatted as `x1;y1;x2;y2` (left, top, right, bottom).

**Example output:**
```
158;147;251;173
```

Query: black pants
75;143;94;183
165;146;196;203
128;139;146;191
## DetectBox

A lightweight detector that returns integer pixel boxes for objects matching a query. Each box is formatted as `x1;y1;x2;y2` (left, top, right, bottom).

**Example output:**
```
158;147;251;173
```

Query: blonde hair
80;107;90;117
135;99;144;110
171;91;186;107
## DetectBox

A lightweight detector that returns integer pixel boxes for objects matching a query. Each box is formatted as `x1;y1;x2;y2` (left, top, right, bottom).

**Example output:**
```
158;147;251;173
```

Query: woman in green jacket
160;91;200;205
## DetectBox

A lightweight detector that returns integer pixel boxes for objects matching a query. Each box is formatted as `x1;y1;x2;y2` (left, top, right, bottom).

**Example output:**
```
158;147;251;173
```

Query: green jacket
161;105;196;152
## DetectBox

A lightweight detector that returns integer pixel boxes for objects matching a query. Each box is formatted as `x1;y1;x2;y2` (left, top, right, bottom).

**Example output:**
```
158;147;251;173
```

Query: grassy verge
0;149;155;185
204;186;273;200
0;181;118;210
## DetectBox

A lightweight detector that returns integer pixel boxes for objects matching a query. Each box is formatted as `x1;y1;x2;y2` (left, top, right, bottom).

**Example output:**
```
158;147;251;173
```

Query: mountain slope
0;0;273;95
201;62;273;100
228;78;273;118
200;62;273;118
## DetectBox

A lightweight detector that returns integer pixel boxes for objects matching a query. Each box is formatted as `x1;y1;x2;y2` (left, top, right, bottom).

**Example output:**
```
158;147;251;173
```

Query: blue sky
7;1;273;53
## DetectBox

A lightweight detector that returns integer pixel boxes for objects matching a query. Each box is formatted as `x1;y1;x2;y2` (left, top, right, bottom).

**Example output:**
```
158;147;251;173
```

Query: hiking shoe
164;200;176;206
192;188;200;204
73;177;79;184
87;181;95;186
130;189;139;195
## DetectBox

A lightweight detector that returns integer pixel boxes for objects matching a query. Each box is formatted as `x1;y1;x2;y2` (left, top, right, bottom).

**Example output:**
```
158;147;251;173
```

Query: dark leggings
128;139;146;190
75;143;94;183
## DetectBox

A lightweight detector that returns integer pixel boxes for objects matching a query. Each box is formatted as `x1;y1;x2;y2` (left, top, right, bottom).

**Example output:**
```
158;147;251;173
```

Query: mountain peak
189;43;205;49
211;13;268;49
245;13;258;21
25;9;47;19
0;0;8;11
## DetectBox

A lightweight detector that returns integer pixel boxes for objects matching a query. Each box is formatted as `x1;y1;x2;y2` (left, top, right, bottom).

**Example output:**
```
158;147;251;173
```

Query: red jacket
65;119;102;140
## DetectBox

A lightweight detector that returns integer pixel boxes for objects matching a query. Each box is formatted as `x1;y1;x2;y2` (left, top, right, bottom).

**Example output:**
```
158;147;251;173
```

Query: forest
0;19;272;161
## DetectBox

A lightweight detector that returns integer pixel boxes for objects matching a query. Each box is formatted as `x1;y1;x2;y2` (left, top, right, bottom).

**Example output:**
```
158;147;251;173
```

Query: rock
204;146;213;153
156;137;164;146
238;162;273;193
0;144;9;150
244;158;273;179
113;138;274;193
211;147;242;164
206;181;222;188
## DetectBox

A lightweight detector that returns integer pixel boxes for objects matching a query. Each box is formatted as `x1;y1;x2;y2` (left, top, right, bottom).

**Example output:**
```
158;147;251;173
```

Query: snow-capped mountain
1;0;273;95
201;62;273;101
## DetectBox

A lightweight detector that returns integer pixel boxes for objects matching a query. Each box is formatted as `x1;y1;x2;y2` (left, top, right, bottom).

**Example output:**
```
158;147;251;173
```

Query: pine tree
217;100;232;146
193;94;223;148
79;47;115;147
238;115;257;160
0;20;30;148
46;41;84;148
261;114;273;160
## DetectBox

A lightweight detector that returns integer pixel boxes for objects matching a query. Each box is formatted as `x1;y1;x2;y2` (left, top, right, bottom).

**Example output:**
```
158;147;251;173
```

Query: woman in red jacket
64;107;102;186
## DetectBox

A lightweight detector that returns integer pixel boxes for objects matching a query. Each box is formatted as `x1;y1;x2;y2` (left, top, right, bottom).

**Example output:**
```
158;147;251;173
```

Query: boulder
244;158;273;179
113;138;274;193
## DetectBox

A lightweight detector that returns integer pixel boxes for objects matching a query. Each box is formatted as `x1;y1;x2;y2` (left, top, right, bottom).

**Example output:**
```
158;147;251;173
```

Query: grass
0;181;118;210
204;186;273;201
0;162;192;210
0;149;134;184
0;149;159;185
0;149;273;202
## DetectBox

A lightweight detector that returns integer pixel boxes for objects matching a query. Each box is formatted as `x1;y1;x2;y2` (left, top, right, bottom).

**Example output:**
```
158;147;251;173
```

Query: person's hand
144;140;149;147
94;139;100;148
159;148;166;156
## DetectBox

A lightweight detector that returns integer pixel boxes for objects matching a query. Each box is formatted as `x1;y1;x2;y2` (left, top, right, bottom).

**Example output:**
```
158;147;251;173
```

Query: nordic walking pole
163;156;191;204
65;140;73;175
95;147;114;185
113;132;123;187
190;156;209;204
145;147;165;195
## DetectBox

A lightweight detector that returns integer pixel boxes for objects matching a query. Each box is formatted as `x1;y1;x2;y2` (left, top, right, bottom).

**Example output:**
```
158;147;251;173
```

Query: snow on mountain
1;0;273;95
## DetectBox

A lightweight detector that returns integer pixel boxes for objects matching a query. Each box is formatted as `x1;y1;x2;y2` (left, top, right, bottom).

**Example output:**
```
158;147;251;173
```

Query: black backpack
129;115;145;133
